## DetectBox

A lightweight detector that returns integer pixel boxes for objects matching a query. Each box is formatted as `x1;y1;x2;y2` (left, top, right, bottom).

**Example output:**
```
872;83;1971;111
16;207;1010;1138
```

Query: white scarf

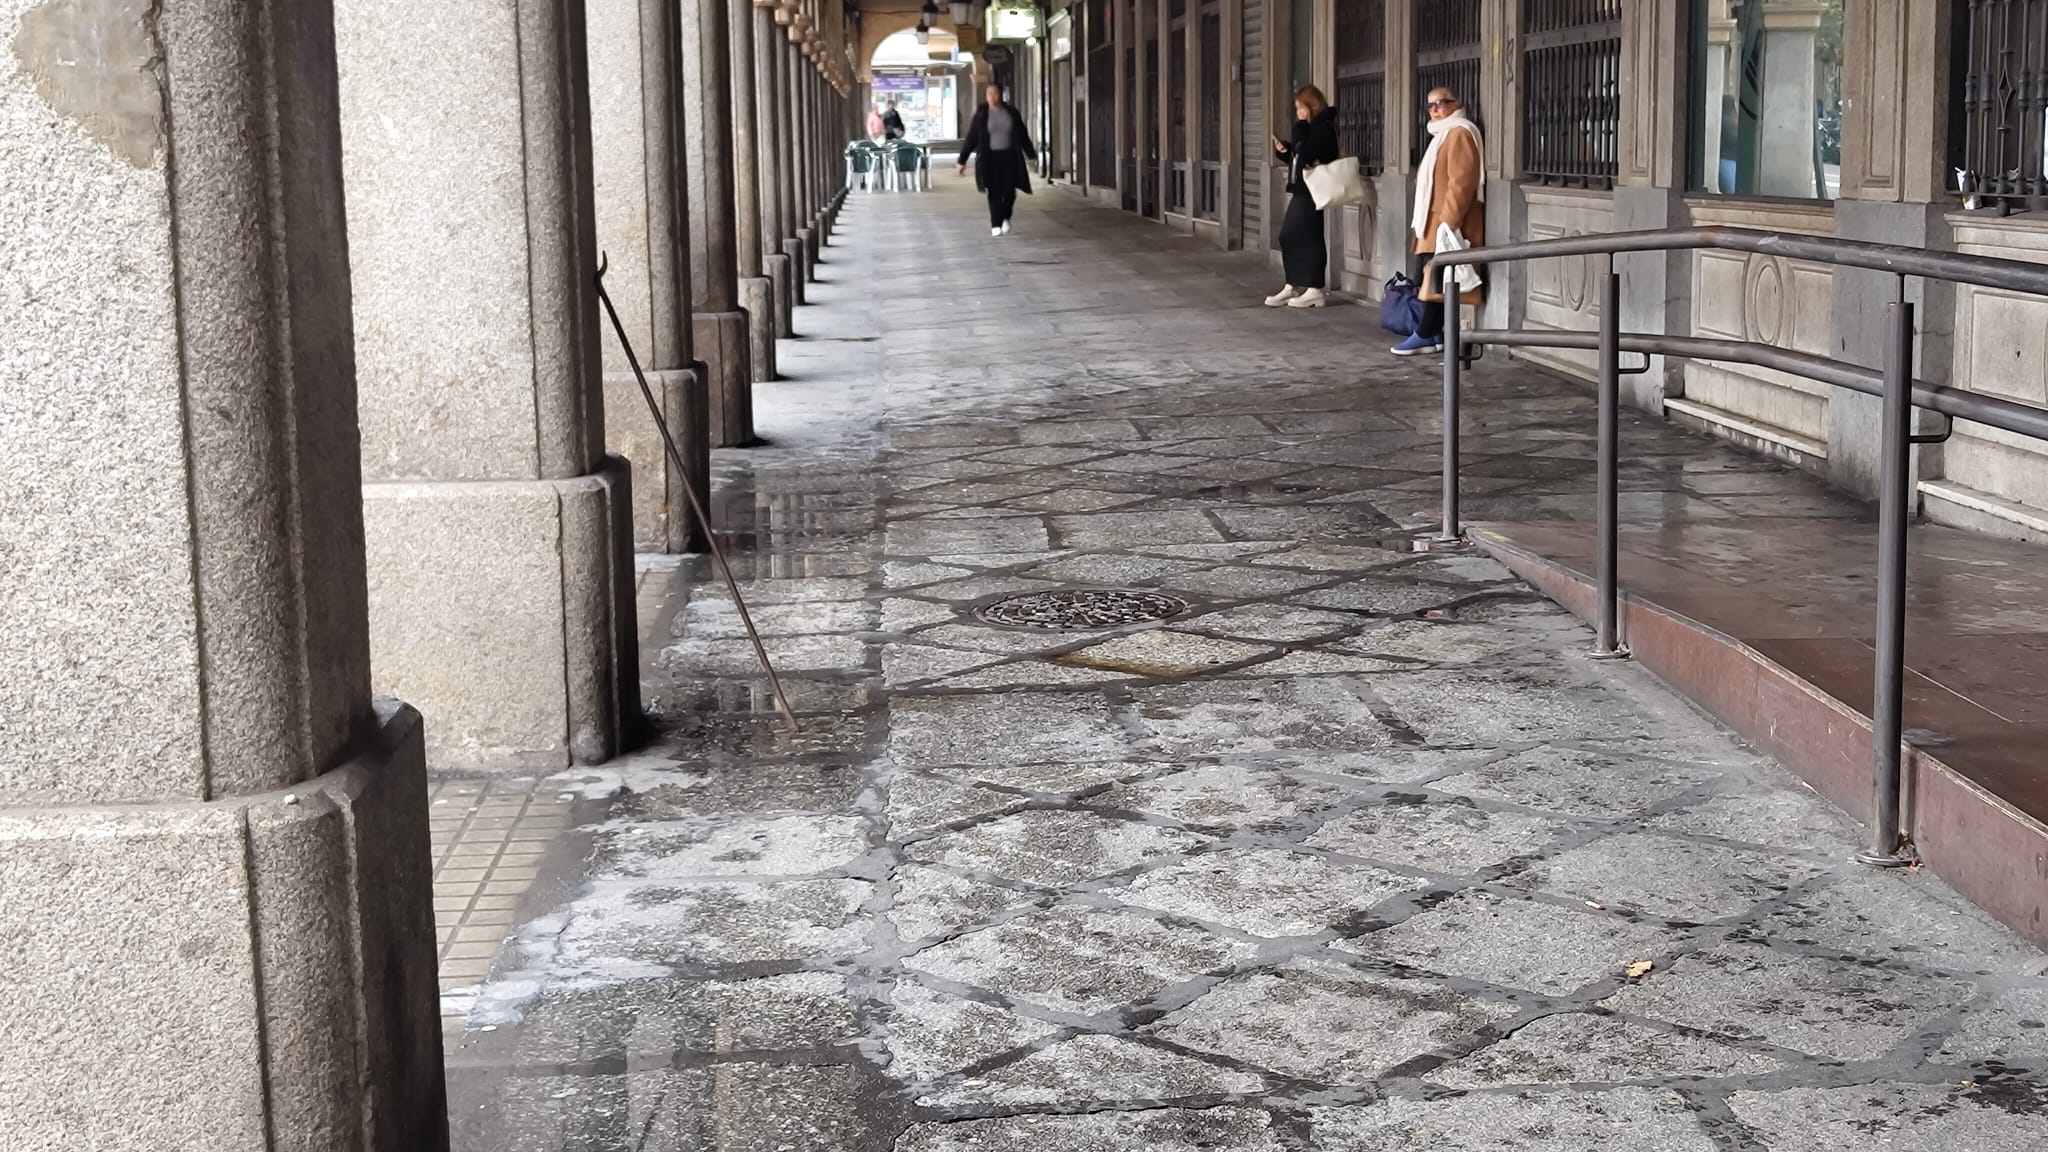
1412;113;1483;241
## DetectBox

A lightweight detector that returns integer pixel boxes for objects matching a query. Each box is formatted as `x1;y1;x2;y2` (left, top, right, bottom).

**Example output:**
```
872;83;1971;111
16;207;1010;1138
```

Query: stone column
338;0;640;770
776;13;810;301
590;0;714;552
681;0;757;446
1829;0;1954;501
2;2;443;1145
757;1;797;333
1615;0;1692;412
789;32;818;282
732;0;781;381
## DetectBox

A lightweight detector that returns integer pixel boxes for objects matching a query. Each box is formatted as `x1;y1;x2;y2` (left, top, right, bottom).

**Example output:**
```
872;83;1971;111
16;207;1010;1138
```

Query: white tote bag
1305;156;1367;210
1434;222;1484;293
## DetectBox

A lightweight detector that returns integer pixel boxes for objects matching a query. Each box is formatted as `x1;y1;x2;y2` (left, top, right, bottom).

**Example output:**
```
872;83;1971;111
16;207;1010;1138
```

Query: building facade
1046;0;2048;540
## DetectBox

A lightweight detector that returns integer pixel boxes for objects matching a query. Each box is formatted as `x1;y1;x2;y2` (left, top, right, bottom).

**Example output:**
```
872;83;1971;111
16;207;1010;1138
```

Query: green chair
845;140;882;192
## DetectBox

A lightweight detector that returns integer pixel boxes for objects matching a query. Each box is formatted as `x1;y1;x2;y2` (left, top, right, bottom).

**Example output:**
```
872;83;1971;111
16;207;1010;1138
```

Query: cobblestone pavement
443;180;2048;1149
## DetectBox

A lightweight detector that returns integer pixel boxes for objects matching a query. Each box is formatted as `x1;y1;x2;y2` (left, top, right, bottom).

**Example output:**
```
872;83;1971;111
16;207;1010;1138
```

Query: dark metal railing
1433;226;2048;868
1957;0;2048;212
1414;0;1483;164
1171;160;1190;213
1521;0;1620;186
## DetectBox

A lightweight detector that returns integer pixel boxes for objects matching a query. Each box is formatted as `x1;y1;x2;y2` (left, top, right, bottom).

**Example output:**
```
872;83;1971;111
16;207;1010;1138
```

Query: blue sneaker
1390;333;1443;357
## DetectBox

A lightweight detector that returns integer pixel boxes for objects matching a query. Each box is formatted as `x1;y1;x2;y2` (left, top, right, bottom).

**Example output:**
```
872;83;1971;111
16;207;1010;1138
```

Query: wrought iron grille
1087;0;1116;186
1413;0;1483;164
1202;9;1223;163
1336;0;1386;174
1520;0;1620;186
1957;0;2048;211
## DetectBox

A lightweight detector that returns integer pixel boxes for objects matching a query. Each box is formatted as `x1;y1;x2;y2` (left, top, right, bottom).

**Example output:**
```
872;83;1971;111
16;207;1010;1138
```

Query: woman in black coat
1268;84;1339;308
957;83;1039;237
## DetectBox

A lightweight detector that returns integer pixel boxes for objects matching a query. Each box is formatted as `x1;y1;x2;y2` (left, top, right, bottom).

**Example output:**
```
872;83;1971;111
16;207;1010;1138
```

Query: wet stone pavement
442;182;2048;1149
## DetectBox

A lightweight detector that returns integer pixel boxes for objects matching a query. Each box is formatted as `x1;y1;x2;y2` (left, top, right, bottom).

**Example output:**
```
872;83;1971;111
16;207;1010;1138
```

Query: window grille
1414;0;1483;164
1336;0;1386;174
1521;0;1621;186
1957;0;2048;211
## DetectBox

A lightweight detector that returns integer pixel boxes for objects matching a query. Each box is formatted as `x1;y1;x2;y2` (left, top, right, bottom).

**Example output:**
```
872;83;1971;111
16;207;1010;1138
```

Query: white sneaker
1000;221;1011;235
1263;285;1298;307
991;226;1002;237
1287;288;1327;308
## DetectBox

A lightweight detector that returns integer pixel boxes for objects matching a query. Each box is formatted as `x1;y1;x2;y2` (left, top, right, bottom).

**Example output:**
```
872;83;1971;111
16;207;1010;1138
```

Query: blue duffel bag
1380;273;1424;336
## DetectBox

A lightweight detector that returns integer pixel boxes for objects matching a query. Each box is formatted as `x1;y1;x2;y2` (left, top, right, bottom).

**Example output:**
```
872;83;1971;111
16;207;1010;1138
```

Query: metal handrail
1429;227;2048;866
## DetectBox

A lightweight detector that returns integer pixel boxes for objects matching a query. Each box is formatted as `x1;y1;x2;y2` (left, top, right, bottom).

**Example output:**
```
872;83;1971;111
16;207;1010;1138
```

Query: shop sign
989;6;1042;40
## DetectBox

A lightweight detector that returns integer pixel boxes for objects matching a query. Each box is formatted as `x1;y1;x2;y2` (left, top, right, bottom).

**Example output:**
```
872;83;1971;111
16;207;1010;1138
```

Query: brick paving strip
435;184;2048;1150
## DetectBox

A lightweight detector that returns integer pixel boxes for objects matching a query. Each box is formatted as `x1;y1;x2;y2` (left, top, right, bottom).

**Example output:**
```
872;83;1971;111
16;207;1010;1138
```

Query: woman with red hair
1266;84;1340;309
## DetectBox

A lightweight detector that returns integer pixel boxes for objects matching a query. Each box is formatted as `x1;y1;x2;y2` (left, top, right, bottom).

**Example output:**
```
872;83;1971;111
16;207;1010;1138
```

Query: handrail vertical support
1436;275;1463;545
1591;266;1628;660
1861;294;1916;867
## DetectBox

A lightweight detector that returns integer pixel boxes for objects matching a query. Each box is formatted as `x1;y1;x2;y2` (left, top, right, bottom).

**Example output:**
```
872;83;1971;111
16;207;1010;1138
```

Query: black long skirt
1278;191;1327;289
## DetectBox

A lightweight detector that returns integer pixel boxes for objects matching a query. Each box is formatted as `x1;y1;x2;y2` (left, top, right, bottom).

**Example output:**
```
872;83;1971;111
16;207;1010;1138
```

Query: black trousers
1410;251;1446;339
988;185;1017;227
1278;192;1327;288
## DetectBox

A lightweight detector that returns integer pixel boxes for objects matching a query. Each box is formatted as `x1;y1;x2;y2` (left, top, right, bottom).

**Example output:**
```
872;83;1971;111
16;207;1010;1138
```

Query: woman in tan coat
1395;87;1484;356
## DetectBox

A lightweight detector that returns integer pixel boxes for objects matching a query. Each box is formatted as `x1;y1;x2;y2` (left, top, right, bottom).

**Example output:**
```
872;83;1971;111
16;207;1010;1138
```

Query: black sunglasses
1427;99;1454;110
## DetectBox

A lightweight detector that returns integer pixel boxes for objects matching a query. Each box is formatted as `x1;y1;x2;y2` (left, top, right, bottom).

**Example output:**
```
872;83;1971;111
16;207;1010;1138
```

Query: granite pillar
590;0;714;551
680;0;756;446
758;2;798;331
1;0;443;1143
788;37;818;284
337;0;640;770
732;0;781;382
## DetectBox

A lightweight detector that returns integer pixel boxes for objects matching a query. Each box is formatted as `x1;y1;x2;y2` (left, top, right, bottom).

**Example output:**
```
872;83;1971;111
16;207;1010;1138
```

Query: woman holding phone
1266;84;1340;309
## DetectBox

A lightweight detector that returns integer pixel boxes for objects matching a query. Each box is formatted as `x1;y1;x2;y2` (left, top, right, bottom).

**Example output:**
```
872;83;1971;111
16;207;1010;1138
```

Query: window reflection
1691;0;1843;199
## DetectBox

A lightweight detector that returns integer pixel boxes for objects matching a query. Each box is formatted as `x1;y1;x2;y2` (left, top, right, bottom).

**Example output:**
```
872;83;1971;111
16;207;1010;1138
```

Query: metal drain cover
975;589;1188;631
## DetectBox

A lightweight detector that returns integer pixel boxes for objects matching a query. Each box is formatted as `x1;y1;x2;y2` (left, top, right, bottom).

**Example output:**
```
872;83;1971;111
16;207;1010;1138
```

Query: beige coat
1414;128;1485;303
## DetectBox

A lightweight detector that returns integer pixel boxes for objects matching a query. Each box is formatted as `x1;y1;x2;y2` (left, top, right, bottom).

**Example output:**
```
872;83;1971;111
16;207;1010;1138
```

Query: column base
1;701;446;1150
786;235;810;304
802;225;821;277
765;253;794;337
603;366;711;551
693;310;756;447
739;276;779;384
363;456;641;770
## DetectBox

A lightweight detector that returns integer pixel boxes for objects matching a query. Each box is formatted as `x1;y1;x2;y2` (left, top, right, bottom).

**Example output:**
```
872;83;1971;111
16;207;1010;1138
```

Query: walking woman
958;83;1039;237
1266;84;1340;308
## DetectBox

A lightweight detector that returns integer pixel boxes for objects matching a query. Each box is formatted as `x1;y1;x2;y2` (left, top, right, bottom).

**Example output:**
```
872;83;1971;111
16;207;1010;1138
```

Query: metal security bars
1957;0;2048;211
1414;0;1483;163
1336;0;1386;174
1521;0;1621;185
1087;0;1116;187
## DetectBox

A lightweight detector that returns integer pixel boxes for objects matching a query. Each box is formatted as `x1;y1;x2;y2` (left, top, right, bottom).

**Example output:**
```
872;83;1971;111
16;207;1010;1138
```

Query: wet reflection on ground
442;184;2048;1150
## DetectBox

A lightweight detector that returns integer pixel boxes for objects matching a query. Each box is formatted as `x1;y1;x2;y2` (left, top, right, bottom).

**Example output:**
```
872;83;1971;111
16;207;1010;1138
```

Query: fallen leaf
1624;960;1654;980
1585;900;1605;910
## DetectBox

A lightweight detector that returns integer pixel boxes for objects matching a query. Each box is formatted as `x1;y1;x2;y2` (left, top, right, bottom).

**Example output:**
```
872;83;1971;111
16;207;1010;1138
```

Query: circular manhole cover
975;589;1189;631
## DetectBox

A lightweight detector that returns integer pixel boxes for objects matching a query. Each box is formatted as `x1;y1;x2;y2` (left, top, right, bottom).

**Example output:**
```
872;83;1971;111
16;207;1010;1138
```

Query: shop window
1688;0;1844;199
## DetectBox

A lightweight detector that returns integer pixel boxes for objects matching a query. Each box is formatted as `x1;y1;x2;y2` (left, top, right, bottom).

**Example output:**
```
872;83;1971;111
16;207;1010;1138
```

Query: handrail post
1436;273;1463;544
1863;295;1916;866
1593;266;1627;659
